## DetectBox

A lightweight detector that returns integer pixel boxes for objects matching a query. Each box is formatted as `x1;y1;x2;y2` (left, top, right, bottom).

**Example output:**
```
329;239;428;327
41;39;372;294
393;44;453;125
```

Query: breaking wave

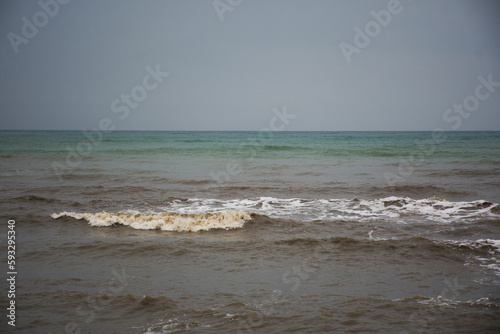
51;196;499;232
165;196;500;223
51;210;254;232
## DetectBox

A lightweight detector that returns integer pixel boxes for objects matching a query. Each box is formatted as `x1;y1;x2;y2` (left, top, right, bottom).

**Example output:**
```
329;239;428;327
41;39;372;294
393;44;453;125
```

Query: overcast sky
1;0;499;131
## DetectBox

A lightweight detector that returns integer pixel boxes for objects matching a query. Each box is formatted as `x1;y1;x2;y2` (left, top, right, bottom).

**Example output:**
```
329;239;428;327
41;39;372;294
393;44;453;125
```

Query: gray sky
1;0;499;130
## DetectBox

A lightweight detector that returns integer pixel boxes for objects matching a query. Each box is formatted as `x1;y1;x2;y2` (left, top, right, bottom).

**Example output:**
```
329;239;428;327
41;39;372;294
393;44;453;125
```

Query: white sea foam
474;239;500;278
51;210;252;232
417;296;499;307
446;238;500;280
51;196;499;234
162;196;499;224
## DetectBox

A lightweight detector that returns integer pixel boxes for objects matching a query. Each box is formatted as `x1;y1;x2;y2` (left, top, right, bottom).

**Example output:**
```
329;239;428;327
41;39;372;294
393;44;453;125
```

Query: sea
1;130;499;333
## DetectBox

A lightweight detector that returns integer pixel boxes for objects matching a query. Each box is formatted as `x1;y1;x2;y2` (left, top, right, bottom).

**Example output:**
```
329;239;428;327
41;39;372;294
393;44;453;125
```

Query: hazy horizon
2;129;500;132
1;0;499;131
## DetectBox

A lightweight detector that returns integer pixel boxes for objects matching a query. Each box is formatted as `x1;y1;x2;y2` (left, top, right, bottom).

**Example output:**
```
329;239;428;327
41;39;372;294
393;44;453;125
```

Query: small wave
396;295;500;307
426;168;500;177
369;185;471;198
176;139;209;143
176;179;215;185
321;148;400;157
51;210;254;232
260;145;306;151
14;195;82;207
275;236;361;247
138;295;177;309
446;238;500;254
449;239;500;279
17;195;54;202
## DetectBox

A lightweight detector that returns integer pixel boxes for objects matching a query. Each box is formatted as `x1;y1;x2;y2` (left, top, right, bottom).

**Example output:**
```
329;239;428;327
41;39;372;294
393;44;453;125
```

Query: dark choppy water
1;131;500;333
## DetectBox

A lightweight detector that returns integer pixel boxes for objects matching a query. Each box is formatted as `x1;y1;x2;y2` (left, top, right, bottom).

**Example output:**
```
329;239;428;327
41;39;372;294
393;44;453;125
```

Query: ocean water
1;130;500;333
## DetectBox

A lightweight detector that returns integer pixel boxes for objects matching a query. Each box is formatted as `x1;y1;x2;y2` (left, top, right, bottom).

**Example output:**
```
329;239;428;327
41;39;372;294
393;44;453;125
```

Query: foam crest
167;196;499;224
51;210;252;232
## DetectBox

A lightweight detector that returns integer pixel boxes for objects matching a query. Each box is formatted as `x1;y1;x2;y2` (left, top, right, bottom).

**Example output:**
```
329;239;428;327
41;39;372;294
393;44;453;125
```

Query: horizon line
1;129;500;132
